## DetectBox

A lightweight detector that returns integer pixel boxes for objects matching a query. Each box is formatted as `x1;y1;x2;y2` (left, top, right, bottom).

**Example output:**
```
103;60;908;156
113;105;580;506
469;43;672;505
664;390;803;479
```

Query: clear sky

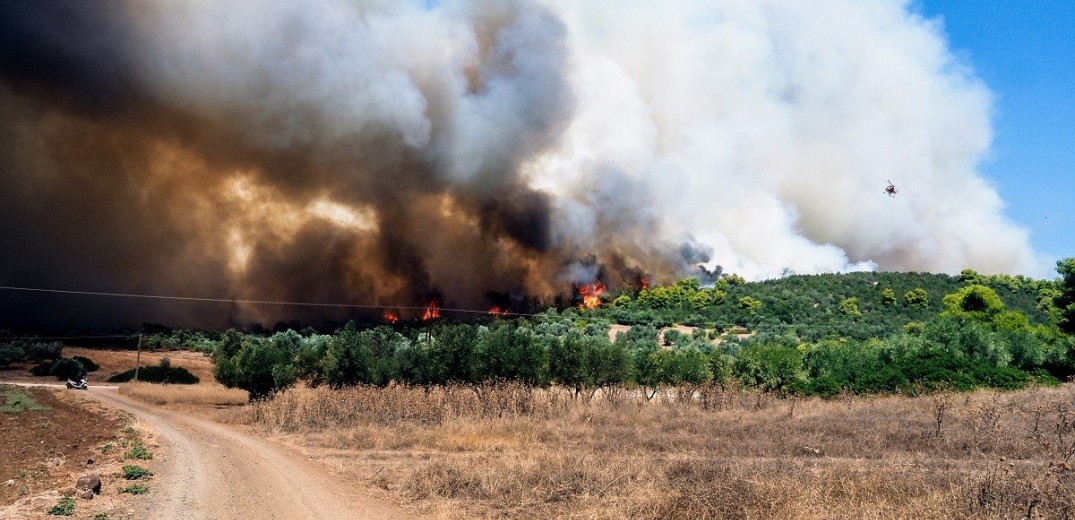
914;0;1075;271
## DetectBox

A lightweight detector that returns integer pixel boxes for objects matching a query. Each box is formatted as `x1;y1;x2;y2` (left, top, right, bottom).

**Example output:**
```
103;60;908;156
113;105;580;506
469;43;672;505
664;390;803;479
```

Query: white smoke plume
536;0;1034;279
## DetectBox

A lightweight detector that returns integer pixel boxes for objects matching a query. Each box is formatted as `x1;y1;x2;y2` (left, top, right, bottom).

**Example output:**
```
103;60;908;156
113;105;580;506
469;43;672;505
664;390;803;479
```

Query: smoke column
0;0;1038;328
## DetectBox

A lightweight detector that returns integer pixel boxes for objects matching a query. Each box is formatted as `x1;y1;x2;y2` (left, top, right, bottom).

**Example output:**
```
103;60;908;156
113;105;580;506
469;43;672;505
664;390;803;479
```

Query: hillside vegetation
38;260;1067;401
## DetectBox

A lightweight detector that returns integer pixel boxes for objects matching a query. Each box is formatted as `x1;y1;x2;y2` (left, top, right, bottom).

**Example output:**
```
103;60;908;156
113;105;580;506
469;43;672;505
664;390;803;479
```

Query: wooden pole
134;334;143;382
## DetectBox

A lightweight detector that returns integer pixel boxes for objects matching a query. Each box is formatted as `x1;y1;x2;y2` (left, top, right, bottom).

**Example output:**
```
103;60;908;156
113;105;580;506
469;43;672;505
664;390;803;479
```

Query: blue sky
914;0;1075;270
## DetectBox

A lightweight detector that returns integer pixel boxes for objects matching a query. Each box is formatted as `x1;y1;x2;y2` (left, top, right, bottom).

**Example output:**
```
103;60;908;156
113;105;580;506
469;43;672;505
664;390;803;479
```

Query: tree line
198;260;1075;400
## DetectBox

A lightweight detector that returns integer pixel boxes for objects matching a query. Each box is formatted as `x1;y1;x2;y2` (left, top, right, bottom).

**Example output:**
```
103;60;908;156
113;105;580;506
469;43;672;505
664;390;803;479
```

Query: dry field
118;381;248;407
236;383;1075;519
63;347;215;384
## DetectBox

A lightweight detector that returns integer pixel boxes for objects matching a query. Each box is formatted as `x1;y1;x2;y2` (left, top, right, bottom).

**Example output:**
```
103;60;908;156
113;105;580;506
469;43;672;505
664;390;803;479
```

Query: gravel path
85;387;413;520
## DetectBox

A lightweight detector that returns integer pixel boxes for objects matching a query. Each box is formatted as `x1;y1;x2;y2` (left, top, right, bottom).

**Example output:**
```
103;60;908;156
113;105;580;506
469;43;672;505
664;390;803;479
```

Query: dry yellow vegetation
237;383;1075;519
63;346;216;383
120;381;248;406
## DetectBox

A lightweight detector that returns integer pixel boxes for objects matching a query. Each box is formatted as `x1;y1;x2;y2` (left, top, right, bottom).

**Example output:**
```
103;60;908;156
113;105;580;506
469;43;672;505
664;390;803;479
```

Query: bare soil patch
0;385;145;518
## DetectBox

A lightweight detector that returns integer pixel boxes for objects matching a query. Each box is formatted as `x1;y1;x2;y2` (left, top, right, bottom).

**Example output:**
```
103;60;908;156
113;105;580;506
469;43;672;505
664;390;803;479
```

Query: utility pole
134;334;143;382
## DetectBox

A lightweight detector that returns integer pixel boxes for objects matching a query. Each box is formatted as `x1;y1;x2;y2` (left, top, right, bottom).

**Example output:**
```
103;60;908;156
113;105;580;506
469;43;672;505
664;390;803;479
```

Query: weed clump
47;496;75;516
121;484;150;495
0;388;49;413
122;465;153;480
124;441;152;460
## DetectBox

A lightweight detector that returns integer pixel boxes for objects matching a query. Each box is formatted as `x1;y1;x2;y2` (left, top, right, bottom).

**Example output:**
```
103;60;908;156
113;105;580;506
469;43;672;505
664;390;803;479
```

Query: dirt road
83;387;412;520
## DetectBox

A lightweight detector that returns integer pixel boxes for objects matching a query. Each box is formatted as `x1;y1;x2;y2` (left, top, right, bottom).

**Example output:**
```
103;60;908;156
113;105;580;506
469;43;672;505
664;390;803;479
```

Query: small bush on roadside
125;442;152;460
108;359;198;384
29;361;53;377
47;496;75;516
121;484;149;495
122;465;153;480
49;358;86;381
72;356;100;372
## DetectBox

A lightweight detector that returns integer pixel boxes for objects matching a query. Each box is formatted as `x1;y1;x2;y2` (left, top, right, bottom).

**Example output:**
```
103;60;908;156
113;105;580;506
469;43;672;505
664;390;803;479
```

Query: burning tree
576;282;607;310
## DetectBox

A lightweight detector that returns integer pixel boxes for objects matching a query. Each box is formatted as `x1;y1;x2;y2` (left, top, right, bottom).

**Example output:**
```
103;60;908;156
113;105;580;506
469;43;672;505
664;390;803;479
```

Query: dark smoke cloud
0;1;1038;330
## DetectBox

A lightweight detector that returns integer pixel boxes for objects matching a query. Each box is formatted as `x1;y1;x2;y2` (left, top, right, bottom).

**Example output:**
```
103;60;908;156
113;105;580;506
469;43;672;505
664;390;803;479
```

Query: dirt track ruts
85;387;413;520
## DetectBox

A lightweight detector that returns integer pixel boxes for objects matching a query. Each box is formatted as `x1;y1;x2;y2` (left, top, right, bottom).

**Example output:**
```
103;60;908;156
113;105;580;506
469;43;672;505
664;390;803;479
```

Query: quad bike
66;377;88;390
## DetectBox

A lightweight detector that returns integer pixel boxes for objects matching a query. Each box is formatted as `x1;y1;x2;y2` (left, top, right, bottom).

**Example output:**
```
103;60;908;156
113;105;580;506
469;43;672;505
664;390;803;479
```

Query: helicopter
882;179;898;197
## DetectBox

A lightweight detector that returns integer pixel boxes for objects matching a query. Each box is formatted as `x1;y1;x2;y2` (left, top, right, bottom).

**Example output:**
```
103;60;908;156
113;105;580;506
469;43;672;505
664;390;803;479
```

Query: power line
0;335;135;341
0;285;544;318
0;285;907;333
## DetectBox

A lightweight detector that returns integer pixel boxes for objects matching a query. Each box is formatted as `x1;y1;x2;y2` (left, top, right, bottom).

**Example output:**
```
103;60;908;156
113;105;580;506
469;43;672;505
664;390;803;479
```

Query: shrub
47;496;76;516
108;360;199;384
733;343;805;392
49;358;86;380
0;344;25;367
122;465;153;480
125;442;152;460
29;361;53;377
72;356;100;372
23;341;63;362
121;484;149;495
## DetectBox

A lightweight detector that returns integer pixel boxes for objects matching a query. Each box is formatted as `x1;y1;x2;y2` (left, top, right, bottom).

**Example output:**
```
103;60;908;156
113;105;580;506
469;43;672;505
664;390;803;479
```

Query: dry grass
120;381;248;406
235;383;1075;519
63;346;215;383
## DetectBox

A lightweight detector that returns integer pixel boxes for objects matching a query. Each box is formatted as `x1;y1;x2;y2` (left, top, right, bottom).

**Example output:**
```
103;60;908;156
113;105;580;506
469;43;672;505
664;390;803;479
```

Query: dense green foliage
1056;258;1075;334
107;358;199;384
49;357;86;380
72;356;100;372
0;340;62;368
107;262;1075;399
603;270;1055;341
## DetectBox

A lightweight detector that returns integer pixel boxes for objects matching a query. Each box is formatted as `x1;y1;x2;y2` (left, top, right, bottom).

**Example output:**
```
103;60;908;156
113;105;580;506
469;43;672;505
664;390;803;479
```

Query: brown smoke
0;1;1038;329
0;1;674;329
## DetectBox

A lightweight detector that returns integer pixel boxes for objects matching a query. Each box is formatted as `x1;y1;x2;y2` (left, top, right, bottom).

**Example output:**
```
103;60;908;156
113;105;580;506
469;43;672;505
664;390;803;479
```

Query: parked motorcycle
66;377;88;390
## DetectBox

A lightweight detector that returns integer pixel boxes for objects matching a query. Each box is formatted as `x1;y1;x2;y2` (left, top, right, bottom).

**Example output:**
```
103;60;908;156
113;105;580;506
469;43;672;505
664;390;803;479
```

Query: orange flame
488;306;507;317
383;311;399;324
577;282;606;310
422;301;440;321
639;276;649;290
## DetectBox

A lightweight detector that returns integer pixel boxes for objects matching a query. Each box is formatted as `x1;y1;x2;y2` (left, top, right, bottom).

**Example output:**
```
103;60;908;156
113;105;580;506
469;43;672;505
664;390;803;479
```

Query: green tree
839;297;862;317
657;348;712;386
218;336;297;399
1056;258;1075;334
475;326;548;386
589;340;631;392
428;324;482;384
549;331;590;395
321;322;373;388
733;343;805;392
942;284;1005;322
738;296;763;313
904;288;929;308
880;287;896;306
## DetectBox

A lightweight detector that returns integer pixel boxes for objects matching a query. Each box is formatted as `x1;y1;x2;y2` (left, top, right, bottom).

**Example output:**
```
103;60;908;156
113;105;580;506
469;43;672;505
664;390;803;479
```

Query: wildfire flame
638;275;649;291
422;301;441;321
488;306;507;318
383;311;399;324
577;282;606;310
